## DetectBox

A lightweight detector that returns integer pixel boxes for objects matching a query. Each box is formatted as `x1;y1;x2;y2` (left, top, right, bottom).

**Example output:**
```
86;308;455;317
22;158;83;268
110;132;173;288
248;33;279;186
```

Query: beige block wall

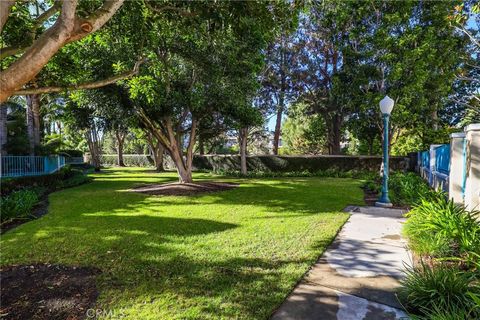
464;124;480;211
449;133;466;205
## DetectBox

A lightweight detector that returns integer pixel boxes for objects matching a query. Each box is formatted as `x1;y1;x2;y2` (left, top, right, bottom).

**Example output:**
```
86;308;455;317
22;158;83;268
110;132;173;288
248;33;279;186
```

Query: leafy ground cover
0;167;363;319
400;192;480;319
1;166;92;233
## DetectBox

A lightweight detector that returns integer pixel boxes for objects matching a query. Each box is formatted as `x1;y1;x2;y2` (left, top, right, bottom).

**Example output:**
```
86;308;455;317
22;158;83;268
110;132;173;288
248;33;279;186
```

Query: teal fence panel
1;155;66;178
435;144;450;175
421;151;430;168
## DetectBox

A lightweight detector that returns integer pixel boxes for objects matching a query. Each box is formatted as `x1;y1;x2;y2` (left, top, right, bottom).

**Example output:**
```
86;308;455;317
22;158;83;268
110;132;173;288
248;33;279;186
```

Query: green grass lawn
1;167;364;319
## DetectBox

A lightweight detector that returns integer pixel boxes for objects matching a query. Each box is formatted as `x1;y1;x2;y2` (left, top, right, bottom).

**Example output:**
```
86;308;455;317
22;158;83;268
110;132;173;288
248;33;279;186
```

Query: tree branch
0;0;15;33
13;59;145;95
67;0;126;43
0;0;125;103
35;1;62;28
0;46;24;59
186;117;197;170
0;2;62;59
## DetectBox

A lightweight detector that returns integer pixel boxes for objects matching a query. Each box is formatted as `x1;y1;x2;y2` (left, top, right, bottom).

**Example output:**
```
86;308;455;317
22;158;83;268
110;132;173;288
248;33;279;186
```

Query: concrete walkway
271;206;411;320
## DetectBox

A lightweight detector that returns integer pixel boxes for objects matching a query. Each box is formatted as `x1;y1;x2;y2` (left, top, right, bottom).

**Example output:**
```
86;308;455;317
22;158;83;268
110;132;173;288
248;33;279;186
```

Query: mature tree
65;92;107;171
128;1;280;183
326;0;469;154
293;2;353;154
257;31;298;155
0;0;126;102
282;102;326;155
448;2;480;126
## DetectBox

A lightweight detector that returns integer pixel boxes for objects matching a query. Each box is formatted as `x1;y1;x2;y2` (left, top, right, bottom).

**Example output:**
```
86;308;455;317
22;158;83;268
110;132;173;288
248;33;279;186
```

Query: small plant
389;172;434;206
1;189;39;223
399;263;479;319
403;193;480;259
57;174;92;189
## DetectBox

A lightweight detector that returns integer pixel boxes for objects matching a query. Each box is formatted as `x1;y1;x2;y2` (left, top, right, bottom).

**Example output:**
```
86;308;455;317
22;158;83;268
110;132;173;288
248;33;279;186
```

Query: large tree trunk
273;44;287;155
431;110;438;131
26;95;35;155
326;113;342;155
115;130;125;166
159;118;196;183
146;132;165;172
137;110;197;183
153;142;164;171
29;94;41;146
273;102;283;155
0;0;15;33
86;128;101;171
169;144;193;183
198;136;205;155
0;104;7;155
239;127;248;175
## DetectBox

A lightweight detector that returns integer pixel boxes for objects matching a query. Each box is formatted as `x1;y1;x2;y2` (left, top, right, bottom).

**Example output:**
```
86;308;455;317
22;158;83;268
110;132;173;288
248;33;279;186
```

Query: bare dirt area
0;264;100;320
131;181;238;196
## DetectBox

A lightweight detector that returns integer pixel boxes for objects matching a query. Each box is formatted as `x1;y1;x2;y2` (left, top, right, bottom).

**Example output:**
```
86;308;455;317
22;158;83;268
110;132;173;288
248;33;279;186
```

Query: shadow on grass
1;168;361;319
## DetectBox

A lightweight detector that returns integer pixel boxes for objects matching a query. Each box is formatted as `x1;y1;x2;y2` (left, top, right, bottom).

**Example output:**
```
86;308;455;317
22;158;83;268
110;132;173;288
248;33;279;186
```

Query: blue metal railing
435;144;450;175
421;151;430;168
418;145;450;192
1;155;66;178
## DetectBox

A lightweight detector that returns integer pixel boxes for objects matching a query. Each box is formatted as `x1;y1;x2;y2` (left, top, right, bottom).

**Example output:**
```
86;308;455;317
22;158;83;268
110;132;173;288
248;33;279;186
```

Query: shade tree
128;2;280;182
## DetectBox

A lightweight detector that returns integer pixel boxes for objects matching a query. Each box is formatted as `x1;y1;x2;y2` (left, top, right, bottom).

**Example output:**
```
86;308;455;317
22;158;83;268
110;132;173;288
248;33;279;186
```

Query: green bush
1;166;88;196
216;169;378;180
1;189;39;223
57;174;92;189
399;263;479;319
58;149;83;157
389;172;434;206
101;154;153;167
403;194;480;259
193;154;410;172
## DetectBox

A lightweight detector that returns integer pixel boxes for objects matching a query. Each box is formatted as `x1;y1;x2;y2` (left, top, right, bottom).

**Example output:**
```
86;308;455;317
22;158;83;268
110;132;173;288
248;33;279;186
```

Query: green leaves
404;193;480;261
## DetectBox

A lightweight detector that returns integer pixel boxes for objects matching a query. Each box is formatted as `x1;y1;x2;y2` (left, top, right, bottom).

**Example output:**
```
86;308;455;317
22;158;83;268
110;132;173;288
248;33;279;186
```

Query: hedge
1;166;87;196
192;155;410;173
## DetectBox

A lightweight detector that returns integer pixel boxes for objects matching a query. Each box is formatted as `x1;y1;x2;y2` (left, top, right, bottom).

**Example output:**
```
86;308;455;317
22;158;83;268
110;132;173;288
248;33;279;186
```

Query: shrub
193;154;410;172
403;194;480;259
1;189;39;223
1;166;87;196
58;149;83;157
1;172;64;196
215;169;378;180
57;174;92;189
399;263;479;319
100;154;154;167
389;172;434;206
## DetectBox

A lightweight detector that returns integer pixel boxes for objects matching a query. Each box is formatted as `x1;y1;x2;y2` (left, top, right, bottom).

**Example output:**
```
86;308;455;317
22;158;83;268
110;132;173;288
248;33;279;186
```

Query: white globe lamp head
379;95;394;115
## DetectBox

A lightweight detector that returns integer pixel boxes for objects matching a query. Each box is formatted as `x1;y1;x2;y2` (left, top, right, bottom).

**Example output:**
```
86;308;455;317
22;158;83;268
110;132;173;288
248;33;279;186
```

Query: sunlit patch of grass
0;167;363;319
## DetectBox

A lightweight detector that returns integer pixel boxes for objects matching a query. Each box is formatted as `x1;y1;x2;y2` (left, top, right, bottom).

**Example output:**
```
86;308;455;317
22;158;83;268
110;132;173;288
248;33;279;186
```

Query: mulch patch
0;264;100;320
361;186;409;210
131;181;238;196
362;187;379;206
